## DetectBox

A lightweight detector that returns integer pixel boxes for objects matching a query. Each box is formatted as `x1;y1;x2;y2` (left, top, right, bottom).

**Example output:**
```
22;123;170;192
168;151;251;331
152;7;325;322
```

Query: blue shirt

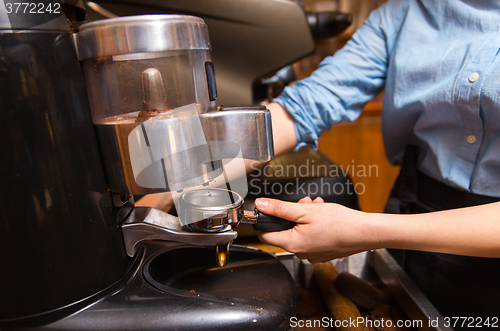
275;0;500;197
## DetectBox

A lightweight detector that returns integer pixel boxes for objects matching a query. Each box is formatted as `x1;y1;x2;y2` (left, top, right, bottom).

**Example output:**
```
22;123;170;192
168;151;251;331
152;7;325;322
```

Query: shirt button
467;135;477;144
469;72;479;83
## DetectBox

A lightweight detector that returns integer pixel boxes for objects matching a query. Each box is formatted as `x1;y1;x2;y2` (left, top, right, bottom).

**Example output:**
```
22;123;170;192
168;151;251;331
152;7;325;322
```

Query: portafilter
178;188;295;266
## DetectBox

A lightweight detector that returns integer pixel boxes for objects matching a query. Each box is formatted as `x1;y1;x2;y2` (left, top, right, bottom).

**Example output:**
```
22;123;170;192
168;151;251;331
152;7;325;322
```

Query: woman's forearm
373;201;500;257
266;102;297;155
256;198;500;262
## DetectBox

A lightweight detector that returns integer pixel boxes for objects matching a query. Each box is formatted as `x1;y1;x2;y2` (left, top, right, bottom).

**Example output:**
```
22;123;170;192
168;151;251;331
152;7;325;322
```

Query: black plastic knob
252;210;296;232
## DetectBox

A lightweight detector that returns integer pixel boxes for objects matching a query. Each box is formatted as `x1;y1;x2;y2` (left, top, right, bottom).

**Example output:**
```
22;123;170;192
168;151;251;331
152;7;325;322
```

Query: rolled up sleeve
274;5;392;149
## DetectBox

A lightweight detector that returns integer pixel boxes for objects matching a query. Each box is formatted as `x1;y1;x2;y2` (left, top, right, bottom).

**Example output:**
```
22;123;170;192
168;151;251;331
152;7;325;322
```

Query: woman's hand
256;197;500;260
255;197;381;263
135;192;174;213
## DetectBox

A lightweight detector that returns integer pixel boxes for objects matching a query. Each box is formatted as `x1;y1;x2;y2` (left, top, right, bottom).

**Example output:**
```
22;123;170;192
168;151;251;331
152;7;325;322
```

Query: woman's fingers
296;249;366;263
297;196;324;204
258;230;296;252
298;196;313;203
135;192;174;213
255;198;309;223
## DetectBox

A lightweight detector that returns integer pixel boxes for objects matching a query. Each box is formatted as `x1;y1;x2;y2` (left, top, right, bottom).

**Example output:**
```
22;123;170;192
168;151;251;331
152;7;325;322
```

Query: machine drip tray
144;244;296;308
36;243;297;331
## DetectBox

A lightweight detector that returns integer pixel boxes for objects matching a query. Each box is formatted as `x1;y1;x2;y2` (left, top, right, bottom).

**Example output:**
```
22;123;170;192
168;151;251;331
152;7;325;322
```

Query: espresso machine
0;2;306;330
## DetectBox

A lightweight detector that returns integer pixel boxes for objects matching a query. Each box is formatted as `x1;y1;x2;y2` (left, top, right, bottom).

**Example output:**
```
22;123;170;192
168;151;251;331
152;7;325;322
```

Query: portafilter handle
243;209;296;232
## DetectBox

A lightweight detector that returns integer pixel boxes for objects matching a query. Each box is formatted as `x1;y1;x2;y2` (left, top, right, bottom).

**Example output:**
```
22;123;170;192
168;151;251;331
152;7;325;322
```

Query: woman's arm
255;198;500;262
266;102;297;155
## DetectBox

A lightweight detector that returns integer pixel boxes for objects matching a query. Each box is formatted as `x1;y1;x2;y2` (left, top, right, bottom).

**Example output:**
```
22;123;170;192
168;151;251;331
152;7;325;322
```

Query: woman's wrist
342;209;392;253
362;212;411;252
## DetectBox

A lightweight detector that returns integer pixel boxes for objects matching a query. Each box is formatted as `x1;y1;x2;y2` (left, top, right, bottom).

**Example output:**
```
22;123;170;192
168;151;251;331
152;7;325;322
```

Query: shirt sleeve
274;2;396;149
